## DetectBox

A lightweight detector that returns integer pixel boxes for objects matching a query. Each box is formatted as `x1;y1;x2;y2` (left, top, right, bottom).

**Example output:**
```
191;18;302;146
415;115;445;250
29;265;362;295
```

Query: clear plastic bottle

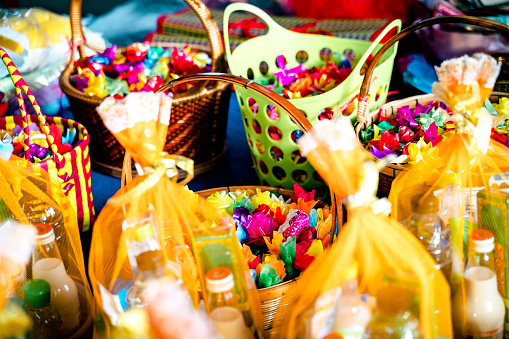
126;249;166;308
19;176;68;266
452;229;505;338
363;285;422;339
32;223;81;336
331;261;371;339
206;267;253;339
402;194;452;286
24;279;62;339
126;222;162;274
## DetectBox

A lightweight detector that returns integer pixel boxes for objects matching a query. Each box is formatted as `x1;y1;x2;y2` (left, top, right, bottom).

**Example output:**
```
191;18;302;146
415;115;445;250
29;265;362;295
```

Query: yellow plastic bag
389;53;509;337
0;157;93;337
272;117;452;339
92;92;264;338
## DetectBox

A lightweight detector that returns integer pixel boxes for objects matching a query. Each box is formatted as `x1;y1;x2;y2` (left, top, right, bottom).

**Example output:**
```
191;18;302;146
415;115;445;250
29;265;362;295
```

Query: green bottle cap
24;279;51;308
135;223;155;242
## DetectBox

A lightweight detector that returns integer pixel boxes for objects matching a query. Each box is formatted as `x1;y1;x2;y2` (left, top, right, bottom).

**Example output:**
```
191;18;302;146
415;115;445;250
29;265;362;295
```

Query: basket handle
223;3;288;62
0;48;62;162
66;0;225;72
355;15;509;135
158;73;343;238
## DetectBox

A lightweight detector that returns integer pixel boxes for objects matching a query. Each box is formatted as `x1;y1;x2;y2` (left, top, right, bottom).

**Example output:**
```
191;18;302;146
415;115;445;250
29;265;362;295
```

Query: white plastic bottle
32;224;81;336
453;229;505;338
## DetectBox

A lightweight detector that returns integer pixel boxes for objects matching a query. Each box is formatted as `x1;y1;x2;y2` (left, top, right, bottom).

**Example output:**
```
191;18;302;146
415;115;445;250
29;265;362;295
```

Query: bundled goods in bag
92;91;264;338
270;116;452;339
389;53;509;338
0;157;93;338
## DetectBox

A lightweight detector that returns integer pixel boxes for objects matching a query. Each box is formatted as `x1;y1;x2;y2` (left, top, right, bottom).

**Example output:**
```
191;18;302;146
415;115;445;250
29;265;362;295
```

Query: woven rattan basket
59;0;231;178
355;15;509;197
165;74;342;335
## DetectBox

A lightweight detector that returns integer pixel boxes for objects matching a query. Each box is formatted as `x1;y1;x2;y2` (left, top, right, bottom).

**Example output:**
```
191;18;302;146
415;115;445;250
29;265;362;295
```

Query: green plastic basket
224;3;401;197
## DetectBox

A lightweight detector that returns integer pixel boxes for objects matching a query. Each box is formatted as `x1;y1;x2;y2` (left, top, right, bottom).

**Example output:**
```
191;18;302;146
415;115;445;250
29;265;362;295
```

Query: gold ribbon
109;152;194;206
343;160;391;215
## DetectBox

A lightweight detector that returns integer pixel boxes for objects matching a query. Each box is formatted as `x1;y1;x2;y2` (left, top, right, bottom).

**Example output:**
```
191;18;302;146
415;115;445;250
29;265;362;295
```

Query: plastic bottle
126;222;162;274
402;194;452;285
24;279;61;339
32;223;81;336
452;229;505;338
363;285;423;339
19;175;68;266
331;261;371;339
206;267;253;339
126;249;166;308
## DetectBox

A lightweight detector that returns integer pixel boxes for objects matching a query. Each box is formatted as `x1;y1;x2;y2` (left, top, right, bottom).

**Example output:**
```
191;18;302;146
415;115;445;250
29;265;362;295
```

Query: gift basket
90;89;266;339
388;52;509;338
89;74;342;337
355;15;509;197
0;159;94;338
270;117;452;339
223;3;401;196
0;47;94;230
59;0;231;177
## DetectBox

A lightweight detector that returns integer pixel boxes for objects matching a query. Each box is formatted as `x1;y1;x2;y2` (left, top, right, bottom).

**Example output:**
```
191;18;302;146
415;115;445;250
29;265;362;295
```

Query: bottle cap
35;223;55;245
469;229;495;253
135;223;155;242
411;194;439;214
24;279;51;308
206;267;235;293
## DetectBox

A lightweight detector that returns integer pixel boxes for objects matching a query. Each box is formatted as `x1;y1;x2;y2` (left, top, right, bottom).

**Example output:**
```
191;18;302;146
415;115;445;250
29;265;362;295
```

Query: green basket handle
349;19;402;81
356;15;509;136
223;2;287;63
158;73;343;238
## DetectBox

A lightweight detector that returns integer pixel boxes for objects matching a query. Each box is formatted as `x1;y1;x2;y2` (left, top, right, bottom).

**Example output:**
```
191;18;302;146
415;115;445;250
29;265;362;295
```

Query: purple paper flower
74;76;89;92
245;212;278;238
371;145;396;159
98;45;118;63
28;144;48;162
395;105;419;130
274;55;307;87
233;206;251;228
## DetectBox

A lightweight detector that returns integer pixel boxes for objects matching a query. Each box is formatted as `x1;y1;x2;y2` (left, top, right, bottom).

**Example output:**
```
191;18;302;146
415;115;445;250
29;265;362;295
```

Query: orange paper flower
289;198;317;216
264;231;284;255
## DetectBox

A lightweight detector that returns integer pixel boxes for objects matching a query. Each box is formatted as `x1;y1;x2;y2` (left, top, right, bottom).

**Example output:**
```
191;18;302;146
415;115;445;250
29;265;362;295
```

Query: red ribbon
228;18;267;39
290;22;333;36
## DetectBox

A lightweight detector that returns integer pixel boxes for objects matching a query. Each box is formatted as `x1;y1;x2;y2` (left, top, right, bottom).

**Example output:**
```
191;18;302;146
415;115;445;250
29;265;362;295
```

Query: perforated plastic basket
224;3;401;196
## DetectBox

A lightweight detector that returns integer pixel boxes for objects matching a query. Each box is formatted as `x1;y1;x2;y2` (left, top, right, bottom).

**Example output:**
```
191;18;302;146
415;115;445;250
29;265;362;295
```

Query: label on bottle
466;327;503;339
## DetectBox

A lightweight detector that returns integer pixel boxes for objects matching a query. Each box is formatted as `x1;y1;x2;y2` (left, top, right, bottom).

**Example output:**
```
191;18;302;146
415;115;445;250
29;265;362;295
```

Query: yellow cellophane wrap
271;117;452;339
389;53;509;337
93;92;264;338
0;156;93;333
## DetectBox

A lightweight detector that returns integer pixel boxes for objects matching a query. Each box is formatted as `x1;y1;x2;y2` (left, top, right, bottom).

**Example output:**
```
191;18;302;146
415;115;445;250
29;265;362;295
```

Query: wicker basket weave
59;0;231;178
164;74;342;335
355;15;509;197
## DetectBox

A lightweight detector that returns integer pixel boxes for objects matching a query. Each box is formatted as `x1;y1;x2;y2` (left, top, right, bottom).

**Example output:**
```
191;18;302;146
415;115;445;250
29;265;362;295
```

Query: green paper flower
105;77;129;97
259;264;283;288
232;196;253;213
279;236;297;279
